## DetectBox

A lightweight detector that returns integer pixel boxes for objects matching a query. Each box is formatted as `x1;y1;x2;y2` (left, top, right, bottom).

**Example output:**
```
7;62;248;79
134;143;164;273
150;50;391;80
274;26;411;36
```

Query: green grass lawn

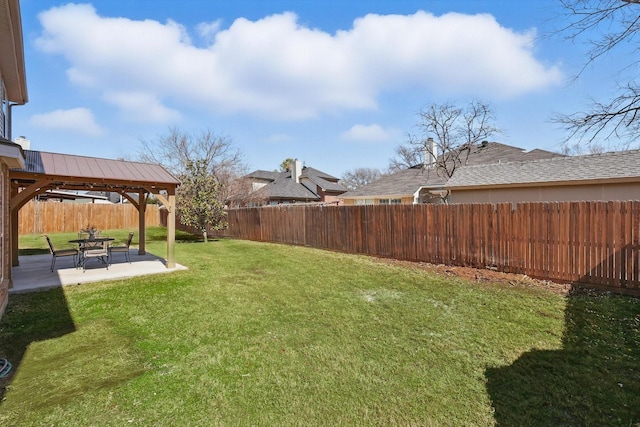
1;228;639;426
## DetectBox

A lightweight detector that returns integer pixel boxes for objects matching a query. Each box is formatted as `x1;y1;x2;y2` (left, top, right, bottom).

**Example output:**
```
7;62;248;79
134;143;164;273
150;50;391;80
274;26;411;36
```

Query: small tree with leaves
177;159;226;242
279;158;295;172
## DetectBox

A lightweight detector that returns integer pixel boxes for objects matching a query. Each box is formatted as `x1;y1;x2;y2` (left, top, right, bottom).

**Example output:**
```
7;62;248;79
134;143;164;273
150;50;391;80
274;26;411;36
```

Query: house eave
0;0;28;103
0;138;24;168
445;176;640;191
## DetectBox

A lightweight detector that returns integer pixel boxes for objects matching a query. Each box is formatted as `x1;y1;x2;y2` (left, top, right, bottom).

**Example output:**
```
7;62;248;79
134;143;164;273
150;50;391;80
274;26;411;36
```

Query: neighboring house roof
340;142;562;199
256;173;320;200
245;165;346;201
246;170;280;181
304;175;345;192
340;166;449;199
301;167;339;181
455;142;561;165
445;149;640;189
40;190;110;202
86;190;140;204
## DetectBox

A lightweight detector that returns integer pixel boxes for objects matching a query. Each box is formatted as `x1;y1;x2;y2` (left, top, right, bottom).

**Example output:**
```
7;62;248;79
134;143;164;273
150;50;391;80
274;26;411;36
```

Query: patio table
69;237;115;268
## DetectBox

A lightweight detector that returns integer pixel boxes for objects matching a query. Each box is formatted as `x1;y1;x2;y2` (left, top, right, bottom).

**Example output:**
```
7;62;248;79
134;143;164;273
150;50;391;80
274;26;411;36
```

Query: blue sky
12;0;621;177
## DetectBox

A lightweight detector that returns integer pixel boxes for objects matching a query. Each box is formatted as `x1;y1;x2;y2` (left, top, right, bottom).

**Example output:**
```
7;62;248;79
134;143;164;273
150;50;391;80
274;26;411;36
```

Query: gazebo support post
154;191;176;269
166;191;176;269
138;190;146;256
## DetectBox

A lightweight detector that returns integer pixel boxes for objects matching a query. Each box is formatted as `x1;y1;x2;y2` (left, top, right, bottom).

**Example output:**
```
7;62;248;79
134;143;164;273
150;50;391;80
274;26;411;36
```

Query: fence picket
19;200;161;234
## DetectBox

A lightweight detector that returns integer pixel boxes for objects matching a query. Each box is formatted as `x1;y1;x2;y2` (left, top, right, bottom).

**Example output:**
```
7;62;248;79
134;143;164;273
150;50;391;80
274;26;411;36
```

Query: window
354;199;374;206
379;198;402;205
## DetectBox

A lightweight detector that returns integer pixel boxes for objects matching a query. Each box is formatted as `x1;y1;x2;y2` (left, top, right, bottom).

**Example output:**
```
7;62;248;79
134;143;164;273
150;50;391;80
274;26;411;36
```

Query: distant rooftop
445;149;640;188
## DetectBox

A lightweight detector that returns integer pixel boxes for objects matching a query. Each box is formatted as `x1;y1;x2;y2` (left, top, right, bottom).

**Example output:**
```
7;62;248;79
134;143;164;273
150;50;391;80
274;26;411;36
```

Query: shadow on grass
0;287;75;403
18;248;49;256
145;229;202;243
486;288;640;426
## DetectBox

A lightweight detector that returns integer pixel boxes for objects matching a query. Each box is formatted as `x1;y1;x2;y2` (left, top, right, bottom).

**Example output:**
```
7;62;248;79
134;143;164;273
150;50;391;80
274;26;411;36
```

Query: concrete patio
10;250;188;293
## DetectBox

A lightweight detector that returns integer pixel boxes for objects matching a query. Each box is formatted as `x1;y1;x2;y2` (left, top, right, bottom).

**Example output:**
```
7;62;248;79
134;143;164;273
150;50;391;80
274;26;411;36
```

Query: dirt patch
371;258;572;296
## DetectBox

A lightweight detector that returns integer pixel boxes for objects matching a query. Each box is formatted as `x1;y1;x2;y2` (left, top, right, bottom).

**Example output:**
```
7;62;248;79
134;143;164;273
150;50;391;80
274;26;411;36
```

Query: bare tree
138;127;245;179
223;174;268;208
138;127;265;208
407;101;500;178
553;0;640;148
559;139;606;155
387;142;422;173
341;167;385;190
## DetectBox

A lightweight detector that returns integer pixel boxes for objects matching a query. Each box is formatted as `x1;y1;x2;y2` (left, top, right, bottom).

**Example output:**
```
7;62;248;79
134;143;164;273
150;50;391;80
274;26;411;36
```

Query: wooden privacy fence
19;201;162;234
221;202;640;295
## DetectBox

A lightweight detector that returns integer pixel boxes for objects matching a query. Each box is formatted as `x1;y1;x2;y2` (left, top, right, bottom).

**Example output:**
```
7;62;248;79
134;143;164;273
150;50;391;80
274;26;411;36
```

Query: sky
11;0;624;178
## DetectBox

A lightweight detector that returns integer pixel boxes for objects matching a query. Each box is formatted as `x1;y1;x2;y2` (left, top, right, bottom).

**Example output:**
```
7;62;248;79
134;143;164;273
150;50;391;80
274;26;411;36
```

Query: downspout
7;101;26;142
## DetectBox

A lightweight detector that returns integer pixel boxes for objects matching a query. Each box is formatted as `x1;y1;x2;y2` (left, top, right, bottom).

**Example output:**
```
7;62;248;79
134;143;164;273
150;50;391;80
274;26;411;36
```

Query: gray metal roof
12;150;180;189
445;149;640;188
341;142;562;198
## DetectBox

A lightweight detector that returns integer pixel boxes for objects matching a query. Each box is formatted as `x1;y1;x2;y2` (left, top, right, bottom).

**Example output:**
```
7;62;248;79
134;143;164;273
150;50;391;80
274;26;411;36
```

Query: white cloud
103;92;181;123
197;19;222;43
30;108;105;137
341;124;394;142
36;4;563;121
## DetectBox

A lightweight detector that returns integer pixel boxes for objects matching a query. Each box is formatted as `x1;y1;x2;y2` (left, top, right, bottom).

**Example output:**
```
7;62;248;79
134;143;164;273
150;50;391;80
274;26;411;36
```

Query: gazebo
9;150;180;278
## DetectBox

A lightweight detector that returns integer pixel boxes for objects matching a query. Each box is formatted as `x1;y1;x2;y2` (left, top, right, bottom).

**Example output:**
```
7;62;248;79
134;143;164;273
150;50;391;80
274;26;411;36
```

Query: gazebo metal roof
12;150;180;191
8;149;180;270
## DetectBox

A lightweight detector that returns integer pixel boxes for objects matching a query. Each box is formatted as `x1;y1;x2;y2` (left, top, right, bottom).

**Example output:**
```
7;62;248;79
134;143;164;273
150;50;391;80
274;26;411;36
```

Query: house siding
450;182;640;204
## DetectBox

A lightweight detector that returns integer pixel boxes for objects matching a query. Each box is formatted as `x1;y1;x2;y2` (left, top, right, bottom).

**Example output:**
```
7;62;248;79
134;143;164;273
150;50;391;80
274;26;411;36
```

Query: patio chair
45;235;78;272
109;232;134;263
82;240;110;271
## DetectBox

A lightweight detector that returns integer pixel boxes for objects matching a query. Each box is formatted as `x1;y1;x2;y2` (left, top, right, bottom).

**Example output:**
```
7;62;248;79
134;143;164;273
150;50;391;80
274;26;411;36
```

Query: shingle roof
340;167;448;198
457;142;561;165
246;170;280;181
445;149;640;188
304;175;345;192
340;142;562;198
301;167;339;181
253;173;320;200
246;165;345;200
